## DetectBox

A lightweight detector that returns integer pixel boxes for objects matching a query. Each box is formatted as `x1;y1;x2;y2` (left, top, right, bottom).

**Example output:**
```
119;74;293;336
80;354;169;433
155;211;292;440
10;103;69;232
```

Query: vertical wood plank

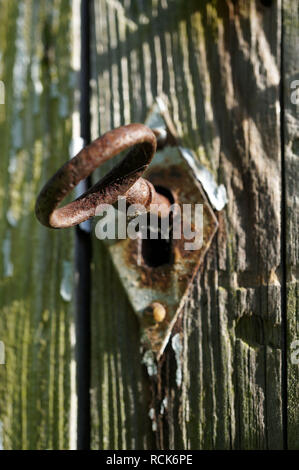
283;0;299;450
0;0;77;449
90;0;285;449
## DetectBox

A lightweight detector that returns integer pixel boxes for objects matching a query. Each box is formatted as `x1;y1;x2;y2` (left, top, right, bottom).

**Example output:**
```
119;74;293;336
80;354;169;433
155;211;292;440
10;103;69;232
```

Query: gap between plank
75;0;92;450
280;0;288;450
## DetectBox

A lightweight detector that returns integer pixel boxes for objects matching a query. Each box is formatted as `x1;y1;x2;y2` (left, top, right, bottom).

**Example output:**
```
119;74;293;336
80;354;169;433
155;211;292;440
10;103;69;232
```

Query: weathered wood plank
0;0;77;449
283;0;299;451
90;0;285;449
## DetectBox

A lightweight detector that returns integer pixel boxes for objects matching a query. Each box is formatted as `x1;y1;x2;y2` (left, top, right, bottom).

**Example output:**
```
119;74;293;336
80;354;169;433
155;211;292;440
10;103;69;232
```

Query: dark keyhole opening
142;186;174;268
260;0;272;6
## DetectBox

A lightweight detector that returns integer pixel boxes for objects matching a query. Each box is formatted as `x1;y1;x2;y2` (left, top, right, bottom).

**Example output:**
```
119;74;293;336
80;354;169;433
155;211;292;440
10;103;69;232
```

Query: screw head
150;302;166;323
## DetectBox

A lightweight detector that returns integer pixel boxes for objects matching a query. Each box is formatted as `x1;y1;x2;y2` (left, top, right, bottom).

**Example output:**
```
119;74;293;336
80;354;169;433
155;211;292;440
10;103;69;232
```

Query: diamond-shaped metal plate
104;102;219;359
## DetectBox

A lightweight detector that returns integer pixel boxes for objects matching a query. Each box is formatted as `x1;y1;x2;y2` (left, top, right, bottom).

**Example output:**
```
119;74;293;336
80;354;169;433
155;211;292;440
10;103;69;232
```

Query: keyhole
142;186;174;268
260;0;272;6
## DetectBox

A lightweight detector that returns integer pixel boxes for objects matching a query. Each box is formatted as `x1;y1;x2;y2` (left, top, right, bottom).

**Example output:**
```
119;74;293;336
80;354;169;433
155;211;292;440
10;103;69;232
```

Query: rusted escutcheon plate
105;100;219;359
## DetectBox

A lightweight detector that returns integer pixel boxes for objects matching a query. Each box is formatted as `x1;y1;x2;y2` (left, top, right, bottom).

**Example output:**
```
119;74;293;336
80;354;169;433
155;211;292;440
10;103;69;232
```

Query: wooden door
89;0;298;450
0;0;298;450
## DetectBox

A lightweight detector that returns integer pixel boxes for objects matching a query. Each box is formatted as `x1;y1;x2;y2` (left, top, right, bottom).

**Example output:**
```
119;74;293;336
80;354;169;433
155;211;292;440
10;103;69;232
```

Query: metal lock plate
105;99;221;359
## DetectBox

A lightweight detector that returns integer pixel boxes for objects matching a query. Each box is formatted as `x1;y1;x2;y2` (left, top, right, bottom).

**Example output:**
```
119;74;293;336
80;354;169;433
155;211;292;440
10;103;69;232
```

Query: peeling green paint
0;0;75;450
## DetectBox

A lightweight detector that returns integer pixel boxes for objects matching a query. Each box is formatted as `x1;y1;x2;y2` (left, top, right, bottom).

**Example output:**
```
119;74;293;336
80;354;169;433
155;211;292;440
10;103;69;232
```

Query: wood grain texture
90;0;296;449
283;0;299;450
0;0;76;449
